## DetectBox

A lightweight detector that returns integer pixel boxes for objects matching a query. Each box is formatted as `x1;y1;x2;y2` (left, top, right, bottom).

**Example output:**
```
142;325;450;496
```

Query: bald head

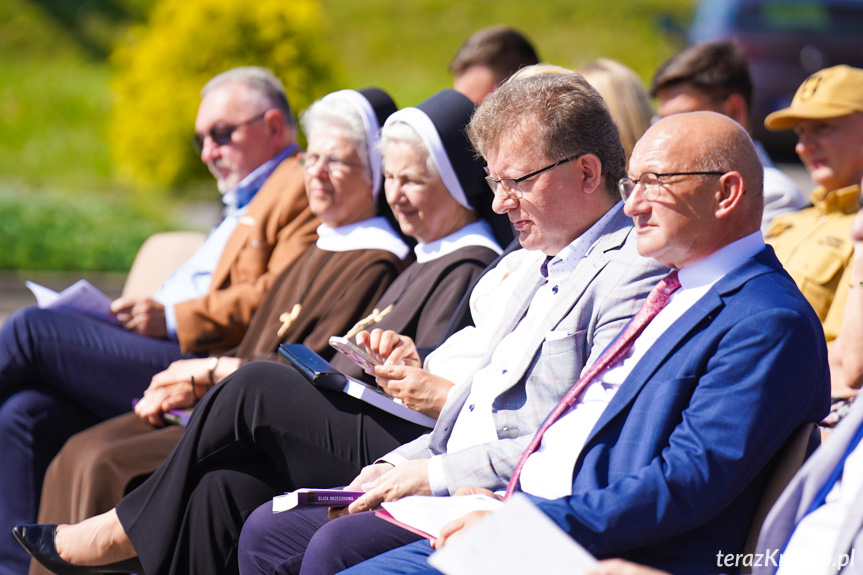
625;112;764;268
644;111;763;225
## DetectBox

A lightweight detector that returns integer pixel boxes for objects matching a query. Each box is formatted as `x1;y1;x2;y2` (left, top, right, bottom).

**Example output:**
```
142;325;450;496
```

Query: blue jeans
0;307;188;575
339;540;440;575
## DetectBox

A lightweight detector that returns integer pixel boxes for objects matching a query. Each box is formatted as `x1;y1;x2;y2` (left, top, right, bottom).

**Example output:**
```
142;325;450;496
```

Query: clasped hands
355;328;454;418
134;357;242;426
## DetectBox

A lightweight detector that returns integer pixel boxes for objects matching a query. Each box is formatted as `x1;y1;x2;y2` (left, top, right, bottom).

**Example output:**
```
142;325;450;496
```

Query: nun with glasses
17;90;510;575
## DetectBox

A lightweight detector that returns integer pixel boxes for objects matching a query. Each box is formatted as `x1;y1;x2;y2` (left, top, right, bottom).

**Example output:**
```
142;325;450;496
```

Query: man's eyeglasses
192;111;269;154
484;153;585;201
618;171;726;202
298;152;364;175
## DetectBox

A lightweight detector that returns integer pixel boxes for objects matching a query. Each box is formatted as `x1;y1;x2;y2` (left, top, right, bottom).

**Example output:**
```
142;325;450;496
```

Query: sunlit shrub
109;0;341;193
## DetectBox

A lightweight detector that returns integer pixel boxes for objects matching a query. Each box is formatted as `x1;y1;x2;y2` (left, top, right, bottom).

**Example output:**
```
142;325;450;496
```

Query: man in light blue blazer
236;73;668;575
749;401;863;575
334;113;830;575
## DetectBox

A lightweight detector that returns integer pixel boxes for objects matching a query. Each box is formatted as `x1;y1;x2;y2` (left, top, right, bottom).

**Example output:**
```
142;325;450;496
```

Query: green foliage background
110;0;341;190
0;0;695;271
321;1;692;108
0;187;168;271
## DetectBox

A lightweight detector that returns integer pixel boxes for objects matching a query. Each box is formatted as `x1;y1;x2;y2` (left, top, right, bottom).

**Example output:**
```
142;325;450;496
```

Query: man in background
763;65;863;403
450;25;539;104
112;66;318;353
762;65;863;348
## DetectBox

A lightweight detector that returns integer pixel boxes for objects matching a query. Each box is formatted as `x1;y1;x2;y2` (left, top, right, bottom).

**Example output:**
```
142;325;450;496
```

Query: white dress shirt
518;230;766;499
423;248;537;387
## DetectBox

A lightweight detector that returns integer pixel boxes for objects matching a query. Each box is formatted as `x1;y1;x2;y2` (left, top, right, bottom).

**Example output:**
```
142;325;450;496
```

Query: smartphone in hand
329;336;382;374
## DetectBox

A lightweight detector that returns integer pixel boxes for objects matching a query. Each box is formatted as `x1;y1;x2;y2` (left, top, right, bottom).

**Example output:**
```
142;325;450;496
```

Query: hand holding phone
355;330;420;369
329;336;382;374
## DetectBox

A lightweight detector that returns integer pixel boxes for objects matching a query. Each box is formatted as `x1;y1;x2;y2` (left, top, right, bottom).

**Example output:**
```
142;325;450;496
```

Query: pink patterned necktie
504;270;681;499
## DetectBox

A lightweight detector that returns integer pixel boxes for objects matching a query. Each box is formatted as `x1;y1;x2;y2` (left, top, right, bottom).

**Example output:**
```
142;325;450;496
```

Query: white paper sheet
428;494;598;575
379;494;504;539
25;279;117;323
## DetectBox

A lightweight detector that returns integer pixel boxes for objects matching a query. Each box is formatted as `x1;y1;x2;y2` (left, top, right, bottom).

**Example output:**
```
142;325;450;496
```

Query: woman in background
578;58;653;163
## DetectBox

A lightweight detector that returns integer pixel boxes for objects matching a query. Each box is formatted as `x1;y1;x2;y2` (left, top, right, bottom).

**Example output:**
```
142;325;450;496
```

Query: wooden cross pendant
277;303;302;337
344;304;394;339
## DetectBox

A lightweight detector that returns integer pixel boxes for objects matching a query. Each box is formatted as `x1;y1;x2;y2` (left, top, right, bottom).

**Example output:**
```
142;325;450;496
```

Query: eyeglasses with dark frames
618;171;726;202
297;152;364;175
192;111;269;154
484;153;585;201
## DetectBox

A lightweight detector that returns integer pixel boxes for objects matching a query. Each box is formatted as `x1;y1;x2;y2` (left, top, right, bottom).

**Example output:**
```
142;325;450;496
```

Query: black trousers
115;360;427;575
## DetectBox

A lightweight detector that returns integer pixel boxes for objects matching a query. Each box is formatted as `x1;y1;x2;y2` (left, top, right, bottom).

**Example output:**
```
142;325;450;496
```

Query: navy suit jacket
527;246;831;574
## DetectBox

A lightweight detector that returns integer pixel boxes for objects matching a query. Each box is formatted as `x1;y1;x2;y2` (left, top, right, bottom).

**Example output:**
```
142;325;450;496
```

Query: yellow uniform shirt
766;184;860;342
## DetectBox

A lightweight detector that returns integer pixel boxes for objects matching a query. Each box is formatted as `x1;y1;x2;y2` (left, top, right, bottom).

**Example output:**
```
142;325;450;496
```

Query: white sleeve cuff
446;385;457;402
376;453;409;466
428;455;449;496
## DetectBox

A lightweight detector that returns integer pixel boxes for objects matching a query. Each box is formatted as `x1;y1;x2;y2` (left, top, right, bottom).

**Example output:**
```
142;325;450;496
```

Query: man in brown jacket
110;66;318;354
0;66;316;575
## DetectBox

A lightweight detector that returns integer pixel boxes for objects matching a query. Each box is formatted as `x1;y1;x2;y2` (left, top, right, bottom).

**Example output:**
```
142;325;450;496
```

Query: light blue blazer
754;401;863;575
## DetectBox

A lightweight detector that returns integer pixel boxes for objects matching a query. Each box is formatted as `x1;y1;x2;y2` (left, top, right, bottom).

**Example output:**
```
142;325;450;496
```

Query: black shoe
12;524;143;575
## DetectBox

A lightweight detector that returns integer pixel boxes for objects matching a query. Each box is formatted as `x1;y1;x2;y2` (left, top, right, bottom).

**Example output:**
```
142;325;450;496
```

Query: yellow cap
764;65;863;131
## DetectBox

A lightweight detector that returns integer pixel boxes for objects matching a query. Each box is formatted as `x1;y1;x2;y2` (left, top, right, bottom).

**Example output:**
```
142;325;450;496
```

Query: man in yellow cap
764;65;863;346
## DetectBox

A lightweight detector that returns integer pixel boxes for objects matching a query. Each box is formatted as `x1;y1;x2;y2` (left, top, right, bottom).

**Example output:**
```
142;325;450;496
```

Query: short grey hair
468;73;626;198
202;67;293;125
301;95;370;174
379;120;439;179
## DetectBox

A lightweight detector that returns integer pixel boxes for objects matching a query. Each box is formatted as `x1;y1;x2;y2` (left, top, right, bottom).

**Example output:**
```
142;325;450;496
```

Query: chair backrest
122;231;206;298
740;422;821;573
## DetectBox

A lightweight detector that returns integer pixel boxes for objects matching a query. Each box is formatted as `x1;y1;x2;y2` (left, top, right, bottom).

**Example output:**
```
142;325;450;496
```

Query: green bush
0;188;168;271
109;0;341;193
